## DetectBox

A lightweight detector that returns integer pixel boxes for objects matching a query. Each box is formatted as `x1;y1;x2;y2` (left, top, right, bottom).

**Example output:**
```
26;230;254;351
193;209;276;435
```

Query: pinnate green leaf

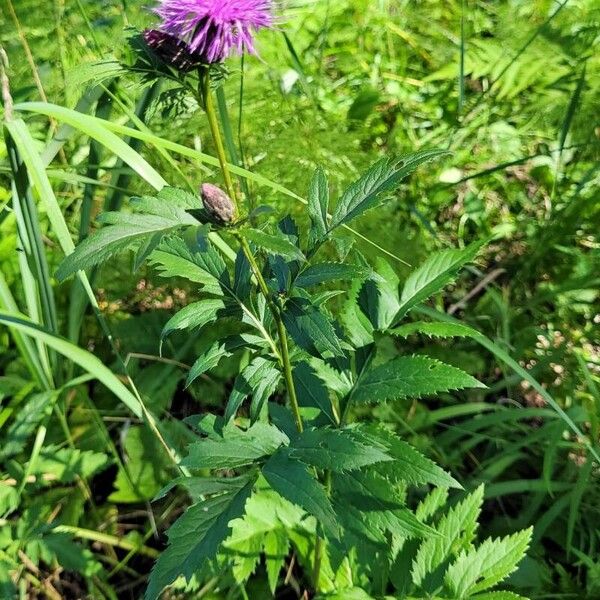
292;361;337;424
307;167;329;244
470;593;529;600
282;297;344;358
225;357;281;422
57;215;184;281
395;241;484;322
358;258;400;330
330;149;449;230
352;355;485;405
361;425;460;488
27;446;110;483
288;427;392;472
185;336;251;388
444;528;533;597
243;228;305;262
182;422;287;470
390;320;477;339
145;477;255;599
334;469;436;539
262;450;341;540
412;484;485;587
149;235;229;294
295;262;371;288
161;298;230;342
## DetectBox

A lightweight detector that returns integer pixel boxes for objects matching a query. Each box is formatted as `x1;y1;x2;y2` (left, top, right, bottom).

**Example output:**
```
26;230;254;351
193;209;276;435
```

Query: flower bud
200;183;236;224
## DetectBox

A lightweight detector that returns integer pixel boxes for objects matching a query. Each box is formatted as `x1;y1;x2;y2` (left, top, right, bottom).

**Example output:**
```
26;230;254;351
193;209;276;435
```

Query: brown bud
200;183;236;224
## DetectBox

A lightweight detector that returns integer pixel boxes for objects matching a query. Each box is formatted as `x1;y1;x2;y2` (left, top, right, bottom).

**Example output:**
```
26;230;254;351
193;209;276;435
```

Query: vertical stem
201;70;303;435
202;70;237;209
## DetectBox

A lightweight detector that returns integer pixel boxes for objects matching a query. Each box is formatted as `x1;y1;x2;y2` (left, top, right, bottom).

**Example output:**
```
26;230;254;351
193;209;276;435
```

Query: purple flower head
153;0;273;64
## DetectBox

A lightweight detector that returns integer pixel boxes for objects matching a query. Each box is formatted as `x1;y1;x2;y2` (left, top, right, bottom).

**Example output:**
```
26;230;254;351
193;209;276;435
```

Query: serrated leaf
233;248;252;300
342;279;375;347
416;487;450;522
295;262;371;288
149;235;229;295
145;478;255;600
358;258;401;330
57;215;186;281
292;361;337;424
264;529;289;593
262;450;340;540
154;473;255;502
334;470;436;539
390;321;477;339
161;298;230;342
307;167;329;244
182;422;287;470
361;425;460;488
288;427;392;472
444;528;533;597
185;336;249;388
471;593;529;600
330;150;448;230
243;228;305;262
395;241;484;322
352;355;485;404
282;297;344;358
412;485;485;588
225;357;281;422
131;186;199;219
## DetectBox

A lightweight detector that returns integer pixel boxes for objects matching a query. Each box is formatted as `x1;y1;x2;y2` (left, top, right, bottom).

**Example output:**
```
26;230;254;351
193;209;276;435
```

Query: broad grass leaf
351;355;485;404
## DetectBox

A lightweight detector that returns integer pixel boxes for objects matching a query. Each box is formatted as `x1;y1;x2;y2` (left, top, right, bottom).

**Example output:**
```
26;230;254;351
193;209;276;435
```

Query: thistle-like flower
153;0;273;64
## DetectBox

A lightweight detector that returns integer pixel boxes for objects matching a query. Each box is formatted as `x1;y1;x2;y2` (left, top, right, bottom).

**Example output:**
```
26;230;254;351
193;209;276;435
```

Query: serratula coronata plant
56;1;533;598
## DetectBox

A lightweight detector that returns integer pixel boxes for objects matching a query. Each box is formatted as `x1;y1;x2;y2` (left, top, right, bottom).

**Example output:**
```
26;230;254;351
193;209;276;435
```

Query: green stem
201;69;303;435
201;69;237;210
